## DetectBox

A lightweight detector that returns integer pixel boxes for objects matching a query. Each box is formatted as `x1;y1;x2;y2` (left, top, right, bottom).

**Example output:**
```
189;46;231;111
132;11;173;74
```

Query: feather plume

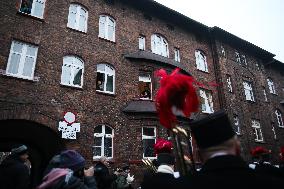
155;68;199;129
154;138;173;155
251;146;270;157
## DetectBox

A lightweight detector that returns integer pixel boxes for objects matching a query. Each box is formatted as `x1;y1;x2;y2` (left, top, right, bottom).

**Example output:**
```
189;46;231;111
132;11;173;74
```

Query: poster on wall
58;112;80;139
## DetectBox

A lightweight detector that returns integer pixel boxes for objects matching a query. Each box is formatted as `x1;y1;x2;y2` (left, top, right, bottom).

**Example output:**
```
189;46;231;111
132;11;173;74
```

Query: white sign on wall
58;112;80;139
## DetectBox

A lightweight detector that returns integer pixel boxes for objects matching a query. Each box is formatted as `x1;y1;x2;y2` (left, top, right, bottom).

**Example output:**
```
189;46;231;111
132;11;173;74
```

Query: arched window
151;34;169;57
93;125;114;159
195;50;208;72
99;15;116;41
67;4;88;32
96;64;115;94
275;109;284;127
61;56;84;87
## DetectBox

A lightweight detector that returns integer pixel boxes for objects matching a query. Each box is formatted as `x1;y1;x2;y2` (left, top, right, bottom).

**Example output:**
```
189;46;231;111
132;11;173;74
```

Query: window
93;125;113;159
99;15;116;42
195;50;208;72
6;41;38;80
233;115;241;135
200;89;214;113
235;51;241;64
139;35;145;50
96;64;115;94
151;34;169;57
271;123;277;140
67;4;88;32
243;81;255;102
263;87;268;102
19;0;46;18
142;127;156;158
275;110;284;128
252;120;263;142
61;56;84;87
267;78;276;94
139;73;152;100
220;45;226;57
241;55;247;65
174;48;180;62
226;75;233;93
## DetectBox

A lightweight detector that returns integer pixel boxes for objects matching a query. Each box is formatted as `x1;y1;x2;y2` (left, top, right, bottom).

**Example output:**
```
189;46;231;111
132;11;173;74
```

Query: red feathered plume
155;68;199;129
251;146;270;157
154;138;173;155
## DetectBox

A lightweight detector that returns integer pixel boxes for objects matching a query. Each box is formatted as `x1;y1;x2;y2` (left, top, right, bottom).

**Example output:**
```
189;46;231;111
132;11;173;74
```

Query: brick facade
0;0;283;187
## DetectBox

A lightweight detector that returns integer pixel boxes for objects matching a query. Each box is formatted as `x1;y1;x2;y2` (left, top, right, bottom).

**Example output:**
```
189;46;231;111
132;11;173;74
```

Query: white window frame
200;89;214;113
174;48;180;62
195;50;208;72
96;64;115;94
19;0;46;19
139;74;152;100
233;115;241;135
220;45;226;57
227;75;233;93
142;127;156;159
99;15;116;42
263;87;268;102
235;51;241;63
275;110;284;128
271;123;277;140
6;41;38;80
139;35;145;50
93;125;114;159
243;81;255;102
151;34;169;57
252;120;263;142
67;4;88;32
241;55;247;65
61;56;84;88
267;78;276;94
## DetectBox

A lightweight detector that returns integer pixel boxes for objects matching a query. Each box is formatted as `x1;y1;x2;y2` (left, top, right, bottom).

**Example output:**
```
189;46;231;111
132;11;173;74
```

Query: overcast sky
154;0;284;62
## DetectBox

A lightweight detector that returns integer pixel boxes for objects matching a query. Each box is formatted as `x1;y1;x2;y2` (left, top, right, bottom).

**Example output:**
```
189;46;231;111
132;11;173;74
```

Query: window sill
0;70;40;82
98;36;116;44
60;83;83;90
67;27;87;34
254;140;265;143
139;98;152;101
96;90;116;96
201;110;214;114
17;11;44;22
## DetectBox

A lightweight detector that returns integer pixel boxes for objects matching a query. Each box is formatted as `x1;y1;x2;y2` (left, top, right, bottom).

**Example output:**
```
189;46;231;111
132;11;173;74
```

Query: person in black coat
0;144;30;189
141;139;179;189
94;156;117;189
180;110;284;189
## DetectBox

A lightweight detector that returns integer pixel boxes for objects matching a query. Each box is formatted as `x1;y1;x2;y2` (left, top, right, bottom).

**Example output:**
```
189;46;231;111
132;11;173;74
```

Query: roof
211;27;275;61
124;51;191;75
119;0;275;61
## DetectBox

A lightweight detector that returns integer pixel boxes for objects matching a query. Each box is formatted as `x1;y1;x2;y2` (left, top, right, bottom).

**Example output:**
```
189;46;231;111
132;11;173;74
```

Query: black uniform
180;155;284;189
141;172;178;189
94;162;116;189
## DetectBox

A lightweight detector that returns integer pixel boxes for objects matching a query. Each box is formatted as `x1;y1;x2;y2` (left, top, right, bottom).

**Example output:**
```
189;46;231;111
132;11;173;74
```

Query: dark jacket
141;172;178;189
179;155;284;189
36;168;97;189
0;154;30;189
254;162;284;178
94;162;116;189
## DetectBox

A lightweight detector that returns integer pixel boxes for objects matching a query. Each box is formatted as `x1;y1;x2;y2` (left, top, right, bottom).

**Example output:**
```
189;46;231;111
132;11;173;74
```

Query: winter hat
59;150;85;172
189;110;235;149
11;144;28;155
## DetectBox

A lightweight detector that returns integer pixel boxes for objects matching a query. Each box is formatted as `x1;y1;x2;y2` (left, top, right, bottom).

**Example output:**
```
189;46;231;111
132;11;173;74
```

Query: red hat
154;138;175;165
251;146;271;157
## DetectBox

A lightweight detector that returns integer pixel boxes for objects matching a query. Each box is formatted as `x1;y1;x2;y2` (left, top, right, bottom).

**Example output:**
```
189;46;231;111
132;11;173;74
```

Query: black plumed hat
189;110;235;149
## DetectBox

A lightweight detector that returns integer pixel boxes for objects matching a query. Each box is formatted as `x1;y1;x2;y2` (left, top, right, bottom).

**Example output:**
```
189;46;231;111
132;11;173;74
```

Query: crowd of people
0;111;284;189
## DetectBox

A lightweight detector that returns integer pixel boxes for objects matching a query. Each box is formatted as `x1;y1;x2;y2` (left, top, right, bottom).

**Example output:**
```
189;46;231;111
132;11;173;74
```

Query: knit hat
59;150;85;172
11;144;28;155
189;110;235;149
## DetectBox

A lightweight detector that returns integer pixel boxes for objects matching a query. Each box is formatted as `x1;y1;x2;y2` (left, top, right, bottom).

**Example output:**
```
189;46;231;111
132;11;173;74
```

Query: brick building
0;0;283;186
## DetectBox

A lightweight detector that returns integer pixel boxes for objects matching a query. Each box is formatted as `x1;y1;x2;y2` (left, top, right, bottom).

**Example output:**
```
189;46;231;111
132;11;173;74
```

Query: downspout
208;28;226;110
